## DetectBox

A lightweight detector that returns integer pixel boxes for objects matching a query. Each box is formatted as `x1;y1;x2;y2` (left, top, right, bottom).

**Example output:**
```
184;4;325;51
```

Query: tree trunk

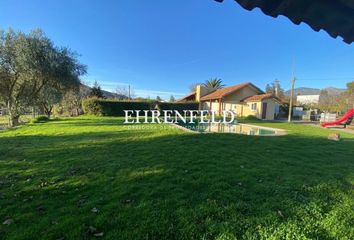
7;100;20;127
42;104;52;119
45;108;52;118
9;115;20;127
32;107;36;118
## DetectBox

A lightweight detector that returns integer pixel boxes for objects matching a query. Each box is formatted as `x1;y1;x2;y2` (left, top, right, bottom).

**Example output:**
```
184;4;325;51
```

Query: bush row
82;98;153;116
82;98;199;116
157;102;199;112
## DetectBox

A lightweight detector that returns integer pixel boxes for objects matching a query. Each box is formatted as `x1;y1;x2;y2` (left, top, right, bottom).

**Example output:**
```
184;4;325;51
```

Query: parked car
311;114;321;121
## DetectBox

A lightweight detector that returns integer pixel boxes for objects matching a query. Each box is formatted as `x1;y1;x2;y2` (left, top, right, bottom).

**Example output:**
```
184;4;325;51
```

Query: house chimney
196;84;214;102
274;79;280;97
195;85;202;102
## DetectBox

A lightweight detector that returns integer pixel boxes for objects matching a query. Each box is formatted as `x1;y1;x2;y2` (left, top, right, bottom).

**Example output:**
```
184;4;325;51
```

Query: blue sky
1;0;353;99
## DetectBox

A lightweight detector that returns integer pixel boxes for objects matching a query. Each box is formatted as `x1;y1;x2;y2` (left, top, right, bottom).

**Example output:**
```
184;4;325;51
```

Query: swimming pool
175;122;286;136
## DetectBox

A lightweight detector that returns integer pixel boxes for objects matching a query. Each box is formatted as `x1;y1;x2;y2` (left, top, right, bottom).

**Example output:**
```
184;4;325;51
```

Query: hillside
285;87;345;96
80;84;126;99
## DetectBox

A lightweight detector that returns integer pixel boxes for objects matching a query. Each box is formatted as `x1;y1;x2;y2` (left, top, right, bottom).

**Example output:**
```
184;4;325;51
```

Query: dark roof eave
242;94;283;103
215;0;354;44
200;82;263;101
219;83;264;99
177;92;196;102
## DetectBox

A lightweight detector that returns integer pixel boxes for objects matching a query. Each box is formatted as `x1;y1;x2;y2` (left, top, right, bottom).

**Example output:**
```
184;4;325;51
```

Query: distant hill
285;87;345;96
285;87;320;96
80;84;126;99
323;87;346;96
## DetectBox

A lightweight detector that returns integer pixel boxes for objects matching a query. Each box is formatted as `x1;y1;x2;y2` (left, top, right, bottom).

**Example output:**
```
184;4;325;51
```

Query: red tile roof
200;82;263;101
177;92;196;102
242;93;279;102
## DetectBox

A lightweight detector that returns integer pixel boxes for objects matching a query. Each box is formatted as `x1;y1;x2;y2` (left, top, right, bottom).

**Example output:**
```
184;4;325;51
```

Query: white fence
320;113;337;123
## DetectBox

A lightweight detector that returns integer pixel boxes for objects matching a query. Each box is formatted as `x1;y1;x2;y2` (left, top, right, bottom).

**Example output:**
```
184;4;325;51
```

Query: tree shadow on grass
0;128;353;239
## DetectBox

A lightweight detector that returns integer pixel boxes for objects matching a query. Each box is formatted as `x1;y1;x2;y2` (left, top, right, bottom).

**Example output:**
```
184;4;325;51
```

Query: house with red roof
178;82;281;120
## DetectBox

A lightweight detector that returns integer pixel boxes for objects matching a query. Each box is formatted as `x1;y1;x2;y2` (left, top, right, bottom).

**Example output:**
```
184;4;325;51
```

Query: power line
296;77;354;81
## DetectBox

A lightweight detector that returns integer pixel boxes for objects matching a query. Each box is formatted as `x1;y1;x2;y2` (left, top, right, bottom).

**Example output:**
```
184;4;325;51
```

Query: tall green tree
203;78;225;90
38;85;63;118
59;88;83;116
344;81;354;110
89;80;105;98
265;80;285;99
37;47;84;117
169;95;175;102
265;84;273;93
318;90;346;113
0;29;86;126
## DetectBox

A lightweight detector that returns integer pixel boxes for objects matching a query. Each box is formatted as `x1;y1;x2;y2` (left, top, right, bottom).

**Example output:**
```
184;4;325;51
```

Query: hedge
82;99;199;116
157;102;199;112
82;98;155;116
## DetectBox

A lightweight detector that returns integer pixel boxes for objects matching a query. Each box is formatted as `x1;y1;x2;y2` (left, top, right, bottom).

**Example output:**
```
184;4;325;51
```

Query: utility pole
288;77;296;122
128;85;131;100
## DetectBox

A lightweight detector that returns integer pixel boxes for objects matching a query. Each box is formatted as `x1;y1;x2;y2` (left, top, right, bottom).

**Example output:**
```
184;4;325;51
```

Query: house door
262;102;267;119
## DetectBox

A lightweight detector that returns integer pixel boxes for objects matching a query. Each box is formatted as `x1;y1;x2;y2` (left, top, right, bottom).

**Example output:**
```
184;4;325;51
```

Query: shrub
82;99;200;116
244;115;260;121
82;98;155;116
82;98;105;116
237;115;260;122
31;116;50;123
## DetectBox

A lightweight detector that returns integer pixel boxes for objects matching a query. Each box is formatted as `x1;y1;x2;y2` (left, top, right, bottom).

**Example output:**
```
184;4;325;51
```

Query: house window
250;103;257;111
228;104;236;111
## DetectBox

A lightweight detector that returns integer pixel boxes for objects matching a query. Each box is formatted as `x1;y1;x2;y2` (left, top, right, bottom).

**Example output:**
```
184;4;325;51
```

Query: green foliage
37;85;64;117
169;95;176;102
347;81;354;95
31;116;50;123
345;81;354;109
89;80;105;98
157;102;199;112
203;78;225;90
0;28;86;126
237;115;260;121
57;88;85;117
0;117;353;239
82;99;199;116
82;98;154;116
82;98;105;115
318;90;347;113
265;80;285;99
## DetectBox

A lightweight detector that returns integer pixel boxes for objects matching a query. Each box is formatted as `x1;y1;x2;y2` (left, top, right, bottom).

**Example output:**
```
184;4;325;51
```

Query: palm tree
203;78;225;90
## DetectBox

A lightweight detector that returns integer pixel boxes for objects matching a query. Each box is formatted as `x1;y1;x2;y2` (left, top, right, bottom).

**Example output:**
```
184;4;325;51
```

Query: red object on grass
321;109;354;127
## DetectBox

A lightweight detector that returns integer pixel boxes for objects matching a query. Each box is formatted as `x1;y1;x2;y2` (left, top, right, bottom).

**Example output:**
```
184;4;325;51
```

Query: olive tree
0;29;86;126
37;48;86;117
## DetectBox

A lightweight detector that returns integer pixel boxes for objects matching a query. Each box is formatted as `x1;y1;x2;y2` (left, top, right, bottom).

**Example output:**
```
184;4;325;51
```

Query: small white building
296;95;320;105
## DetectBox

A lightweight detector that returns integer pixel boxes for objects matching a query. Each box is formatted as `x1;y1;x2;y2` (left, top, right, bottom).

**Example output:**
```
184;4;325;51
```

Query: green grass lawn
0;115;32;128
0;117;353;239
0;116;8;126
